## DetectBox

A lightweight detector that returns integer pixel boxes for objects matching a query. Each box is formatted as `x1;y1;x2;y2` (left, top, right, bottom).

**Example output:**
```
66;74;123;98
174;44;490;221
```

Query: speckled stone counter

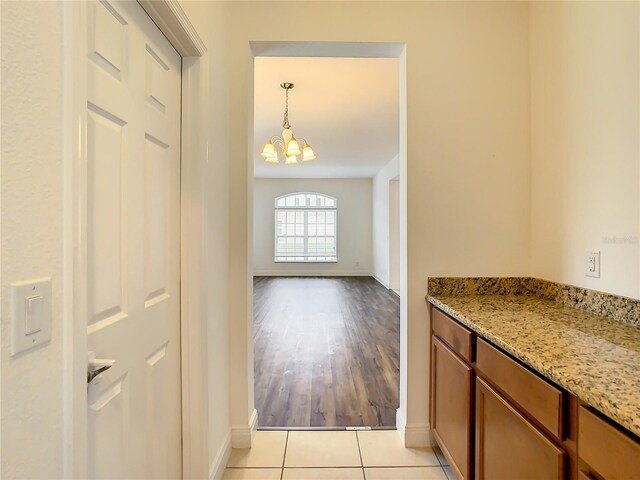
427;290;640;438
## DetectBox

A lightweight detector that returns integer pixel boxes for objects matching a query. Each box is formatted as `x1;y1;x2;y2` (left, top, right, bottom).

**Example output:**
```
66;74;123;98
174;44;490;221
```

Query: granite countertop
428;293;640;437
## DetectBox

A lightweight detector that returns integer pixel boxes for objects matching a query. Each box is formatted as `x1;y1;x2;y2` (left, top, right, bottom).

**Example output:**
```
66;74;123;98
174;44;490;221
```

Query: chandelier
261;82;316;164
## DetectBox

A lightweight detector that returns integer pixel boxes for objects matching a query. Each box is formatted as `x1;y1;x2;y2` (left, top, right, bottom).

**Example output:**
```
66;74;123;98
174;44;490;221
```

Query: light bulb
285;155;298;165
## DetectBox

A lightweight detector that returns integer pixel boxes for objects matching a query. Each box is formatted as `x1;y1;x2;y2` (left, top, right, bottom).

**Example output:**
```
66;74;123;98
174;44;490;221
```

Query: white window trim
274;192;337;263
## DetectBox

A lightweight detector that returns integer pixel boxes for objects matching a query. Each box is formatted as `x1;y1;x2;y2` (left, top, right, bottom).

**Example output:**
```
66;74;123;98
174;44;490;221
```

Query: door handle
87;352;115;384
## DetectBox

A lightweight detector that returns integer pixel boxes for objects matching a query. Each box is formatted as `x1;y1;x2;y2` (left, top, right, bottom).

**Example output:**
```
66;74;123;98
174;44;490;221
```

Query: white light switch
25;295;44;334
11;278;52;356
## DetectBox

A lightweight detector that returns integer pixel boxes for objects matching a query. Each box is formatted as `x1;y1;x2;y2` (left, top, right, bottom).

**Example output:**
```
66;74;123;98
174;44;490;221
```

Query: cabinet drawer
476;377;565;480
579;406;640;480
431;307;474;363
476;338;563;438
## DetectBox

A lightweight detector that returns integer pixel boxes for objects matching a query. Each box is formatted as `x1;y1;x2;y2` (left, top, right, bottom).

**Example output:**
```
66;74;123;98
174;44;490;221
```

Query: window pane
296;224;304;235
276;198;286;207
325;198;335;207
287;211;295;223
308;224;316;236
326;224;335;235
317;224;326;235
317;212;325;223
296;211;304;223
326;211;335;223
277;211;286;221
306;194;316;206
308;211;316;222
285;195;295;206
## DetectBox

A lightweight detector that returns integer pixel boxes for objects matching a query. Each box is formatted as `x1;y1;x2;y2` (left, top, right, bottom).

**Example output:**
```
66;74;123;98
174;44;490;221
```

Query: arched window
274;192;337;262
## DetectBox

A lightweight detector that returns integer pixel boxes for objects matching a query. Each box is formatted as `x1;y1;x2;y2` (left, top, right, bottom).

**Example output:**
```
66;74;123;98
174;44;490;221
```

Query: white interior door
85;1;181;478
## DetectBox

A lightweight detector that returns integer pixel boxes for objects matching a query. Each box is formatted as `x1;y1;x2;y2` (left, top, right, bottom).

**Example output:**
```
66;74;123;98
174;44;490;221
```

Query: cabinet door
476;377;566;480
431;336;474;480
578;405;640;480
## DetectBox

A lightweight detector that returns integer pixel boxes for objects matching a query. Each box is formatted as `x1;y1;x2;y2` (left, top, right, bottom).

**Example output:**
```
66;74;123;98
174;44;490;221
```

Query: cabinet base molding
397;409;434;447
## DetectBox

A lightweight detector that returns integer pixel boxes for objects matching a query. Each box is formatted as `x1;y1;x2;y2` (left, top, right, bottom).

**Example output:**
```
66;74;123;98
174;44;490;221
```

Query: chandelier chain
282;88;291;130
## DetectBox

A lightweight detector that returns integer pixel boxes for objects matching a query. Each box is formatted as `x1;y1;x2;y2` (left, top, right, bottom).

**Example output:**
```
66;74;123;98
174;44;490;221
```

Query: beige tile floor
224;430;457;480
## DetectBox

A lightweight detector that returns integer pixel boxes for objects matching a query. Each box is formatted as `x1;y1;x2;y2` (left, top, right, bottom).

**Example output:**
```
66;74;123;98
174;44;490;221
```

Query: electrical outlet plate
586;251;600;278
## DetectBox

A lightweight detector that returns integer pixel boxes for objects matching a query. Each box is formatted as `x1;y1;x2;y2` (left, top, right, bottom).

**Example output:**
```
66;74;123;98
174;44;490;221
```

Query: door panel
86;1;181;478
86;106;127;329
144;135;170;306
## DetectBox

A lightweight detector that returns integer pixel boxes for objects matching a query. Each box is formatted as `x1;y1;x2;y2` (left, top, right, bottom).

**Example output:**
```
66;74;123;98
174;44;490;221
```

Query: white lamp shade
285;138;301;156
265;152;279;163
285;155;298;164
261;142;276;158
302;145;316;161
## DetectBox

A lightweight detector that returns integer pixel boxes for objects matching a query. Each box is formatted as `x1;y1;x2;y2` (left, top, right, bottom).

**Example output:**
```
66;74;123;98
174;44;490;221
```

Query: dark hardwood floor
253;276;400;428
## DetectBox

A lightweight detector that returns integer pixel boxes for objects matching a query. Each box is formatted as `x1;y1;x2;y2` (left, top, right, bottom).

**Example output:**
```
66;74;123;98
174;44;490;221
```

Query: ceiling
253;57;399;179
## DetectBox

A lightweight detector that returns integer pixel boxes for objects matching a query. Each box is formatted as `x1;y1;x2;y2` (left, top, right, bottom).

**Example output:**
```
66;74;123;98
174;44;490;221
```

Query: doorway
250;47;407;430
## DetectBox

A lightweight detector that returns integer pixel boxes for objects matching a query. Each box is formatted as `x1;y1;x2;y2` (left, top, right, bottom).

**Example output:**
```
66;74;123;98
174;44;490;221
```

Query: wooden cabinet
430;305;640;480
475;377;566;480
431;336;474;480
578;406;640;480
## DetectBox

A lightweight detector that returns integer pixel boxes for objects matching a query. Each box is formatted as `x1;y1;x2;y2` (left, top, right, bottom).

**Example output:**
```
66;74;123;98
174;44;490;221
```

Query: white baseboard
253;271;372;277
208;430;232;480
396;408;407;444
372;274;390;289
396;408;434;447
231;408;258;448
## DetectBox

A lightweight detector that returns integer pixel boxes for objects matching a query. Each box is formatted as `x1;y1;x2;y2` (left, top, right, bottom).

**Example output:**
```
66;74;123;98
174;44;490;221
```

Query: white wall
179;1;233;478
253;179;372;276
389;179;400;291
372;156;400;287
530;1;640;299
226;1;532;445
1;2;66;478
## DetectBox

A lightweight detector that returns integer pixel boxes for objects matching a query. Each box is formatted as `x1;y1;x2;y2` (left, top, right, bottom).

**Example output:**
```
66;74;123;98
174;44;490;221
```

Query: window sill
274;260;338;264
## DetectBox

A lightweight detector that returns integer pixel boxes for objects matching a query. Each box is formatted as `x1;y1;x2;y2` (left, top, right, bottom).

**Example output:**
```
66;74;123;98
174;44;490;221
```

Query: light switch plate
586;251;600;278
11;277;52;356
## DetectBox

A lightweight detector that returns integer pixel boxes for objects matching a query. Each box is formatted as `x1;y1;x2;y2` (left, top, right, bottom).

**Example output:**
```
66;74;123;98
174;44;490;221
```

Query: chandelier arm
271;136;286;155
296;138;309;147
